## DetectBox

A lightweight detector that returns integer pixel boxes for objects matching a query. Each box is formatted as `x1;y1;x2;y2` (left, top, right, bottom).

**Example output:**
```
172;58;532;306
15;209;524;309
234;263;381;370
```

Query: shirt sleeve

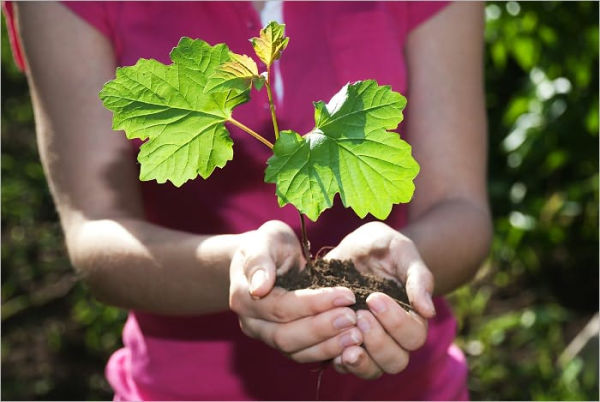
406;1;449;33
2;1;115;72
61;1;114;39
2;2;26;71
384;1;450;39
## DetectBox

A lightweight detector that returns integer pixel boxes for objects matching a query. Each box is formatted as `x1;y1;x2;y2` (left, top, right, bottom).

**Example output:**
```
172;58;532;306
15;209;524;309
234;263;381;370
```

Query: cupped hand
229;220;362;363
325;221;435;379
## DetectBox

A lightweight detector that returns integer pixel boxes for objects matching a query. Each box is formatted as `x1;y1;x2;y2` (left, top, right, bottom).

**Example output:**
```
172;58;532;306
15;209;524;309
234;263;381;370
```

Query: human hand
325;221;435;379
229;220;363;363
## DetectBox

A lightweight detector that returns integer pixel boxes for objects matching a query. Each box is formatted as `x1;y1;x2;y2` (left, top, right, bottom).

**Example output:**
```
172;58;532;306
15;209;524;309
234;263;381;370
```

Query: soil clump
275;258;411;311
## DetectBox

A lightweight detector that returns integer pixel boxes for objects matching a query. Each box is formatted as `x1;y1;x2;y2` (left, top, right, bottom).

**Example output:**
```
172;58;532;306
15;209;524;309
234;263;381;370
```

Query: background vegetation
2;2;598;400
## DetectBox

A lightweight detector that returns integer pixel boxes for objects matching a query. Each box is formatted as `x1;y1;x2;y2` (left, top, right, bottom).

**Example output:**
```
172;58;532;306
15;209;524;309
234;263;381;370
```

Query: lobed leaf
99;38;250;186
251;21;289;67
265;80;419;221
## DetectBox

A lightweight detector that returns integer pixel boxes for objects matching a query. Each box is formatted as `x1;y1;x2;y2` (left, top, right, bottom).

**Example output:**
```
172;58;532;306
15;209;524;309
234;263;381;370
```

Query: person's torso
61;2;461;400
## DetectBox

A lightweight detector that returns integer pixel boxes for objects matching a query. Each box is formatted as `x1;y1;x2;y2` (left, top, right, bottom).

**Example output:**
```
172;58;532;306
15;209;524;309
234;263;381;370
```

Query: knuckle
391;234;415;255
261;220;292;236
261;219;285;230
260;221;299;248
364;221;387;232
271;329;293;353
269;302;289;323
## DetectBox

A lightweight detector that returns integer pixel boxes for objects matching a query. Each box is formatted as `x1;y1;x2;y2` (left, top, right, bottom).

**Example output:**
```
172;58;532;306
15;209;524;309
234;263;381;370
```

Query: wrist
192;231;254;267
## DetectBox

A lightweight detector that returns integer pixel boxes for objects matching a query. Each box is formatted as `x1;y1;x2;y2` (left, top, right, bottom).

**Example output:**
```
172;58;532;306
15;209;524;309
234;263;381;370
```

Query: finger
333;355;348;374
366;292;428;351
356;310;410;374
404;260;436;318
240;240;278;299
323;237;369;262
247;286;356;322
240;307;357;353
230;251;253;313
340;345;383;380
289;327;363;363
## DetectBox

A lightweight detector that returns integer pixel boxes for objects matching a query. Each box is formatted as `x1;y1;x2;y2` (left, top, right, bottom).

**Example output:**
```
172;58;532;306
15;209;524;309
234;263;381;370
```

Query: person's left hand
325;221;436;379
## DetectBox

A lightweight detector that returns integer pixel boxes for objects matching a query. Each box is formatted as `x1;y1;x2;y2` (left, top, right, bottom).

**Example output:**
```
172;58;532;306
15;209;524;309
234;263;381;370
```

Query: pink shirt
5;1;468;400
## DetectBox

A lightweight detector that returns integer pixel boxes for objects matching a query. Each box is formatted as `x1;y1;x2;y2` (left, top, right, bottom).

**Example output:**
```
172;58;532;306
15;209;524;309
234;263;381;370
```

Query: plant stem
298;211;312;262
265;66;280;140
228;118;273;149
264;67;308;262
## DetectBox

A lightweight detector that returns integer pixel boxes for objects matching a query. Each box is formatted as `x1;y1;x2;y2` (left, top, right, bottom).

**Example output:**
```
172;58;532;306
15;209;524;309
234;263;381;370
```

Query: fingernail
333;291;356;307
426;293;437;317
333;312;356;330
339;330;361;347
366;294;387;314
249;269;266;294
333;356;343;366
357;315;371;333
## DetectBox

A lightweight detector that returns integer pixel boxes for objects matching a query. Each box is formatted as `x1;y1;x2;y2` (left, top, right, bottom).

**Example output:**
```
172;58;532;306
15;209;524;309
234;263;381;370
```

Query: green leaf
265;80;419;221
205;53;264;94
251;21;289;67
99;38;249;187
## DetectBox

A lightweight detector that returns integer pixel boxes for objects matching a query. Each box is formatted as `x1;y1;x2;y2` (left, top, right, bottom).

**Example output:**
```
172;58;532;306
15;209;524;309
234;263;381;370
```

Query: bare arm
327;2;492;378
404;1;491;295
15;2;244;314
16;4;357;366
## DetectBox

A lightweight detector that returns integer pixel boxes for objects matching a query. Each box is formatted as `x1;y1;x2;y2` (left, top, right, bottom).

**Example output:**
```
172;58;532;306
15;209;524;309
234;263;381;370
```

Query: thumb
404;260;436;319
245;255;276;299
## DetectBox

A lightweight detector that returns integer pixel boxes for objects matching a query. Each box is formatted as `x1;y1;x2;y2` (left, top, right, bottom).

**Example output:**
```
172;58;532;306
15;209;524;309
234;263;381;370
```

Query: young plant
99;22;419;265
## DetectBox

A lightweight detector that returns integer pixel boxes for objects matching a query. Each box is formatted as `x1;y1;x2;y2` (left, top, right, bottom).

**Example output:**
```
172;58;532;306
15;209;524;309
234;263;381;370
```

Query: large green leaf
99;38;249;187
265;80;419;221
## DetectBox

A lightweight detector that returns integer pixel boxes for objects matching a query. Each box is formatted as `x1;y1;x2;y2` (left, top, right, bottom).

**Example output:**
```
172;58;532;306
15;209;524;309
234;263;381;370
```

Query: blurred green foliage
449;1;598;400
1;2;598;400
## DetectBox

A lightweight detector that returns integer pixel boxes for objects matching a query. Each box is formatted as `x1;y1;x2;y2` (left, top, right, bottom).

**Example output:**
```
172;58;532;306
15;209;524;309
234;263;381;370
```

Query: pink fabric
5;1;468;400
2;2;25;71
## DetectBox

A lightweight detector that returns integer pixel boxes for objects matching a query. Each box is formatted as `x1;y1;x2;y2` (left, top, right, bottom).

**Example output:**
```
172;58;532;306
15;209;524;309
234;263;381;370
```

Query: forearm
67;216;249;315
401;197;492;296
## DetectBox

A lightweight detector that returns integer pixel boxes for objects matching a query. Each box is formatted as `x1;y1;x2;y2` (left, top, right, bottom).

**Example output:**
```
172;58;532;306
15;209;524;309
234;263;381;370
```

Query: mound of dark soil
275;258;411;311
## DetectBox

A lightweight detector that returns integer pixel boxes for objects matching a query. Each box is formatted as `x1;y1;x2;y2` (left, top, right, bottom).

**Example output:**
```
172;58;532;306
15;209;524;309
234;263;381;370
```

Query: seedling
99;22;419;293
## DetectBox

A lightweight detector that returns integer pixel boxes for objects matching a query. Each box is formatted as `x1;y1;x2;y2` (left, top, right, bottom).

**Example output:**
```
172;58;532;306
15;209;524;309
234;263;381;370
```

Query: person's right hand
229;220;362;363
